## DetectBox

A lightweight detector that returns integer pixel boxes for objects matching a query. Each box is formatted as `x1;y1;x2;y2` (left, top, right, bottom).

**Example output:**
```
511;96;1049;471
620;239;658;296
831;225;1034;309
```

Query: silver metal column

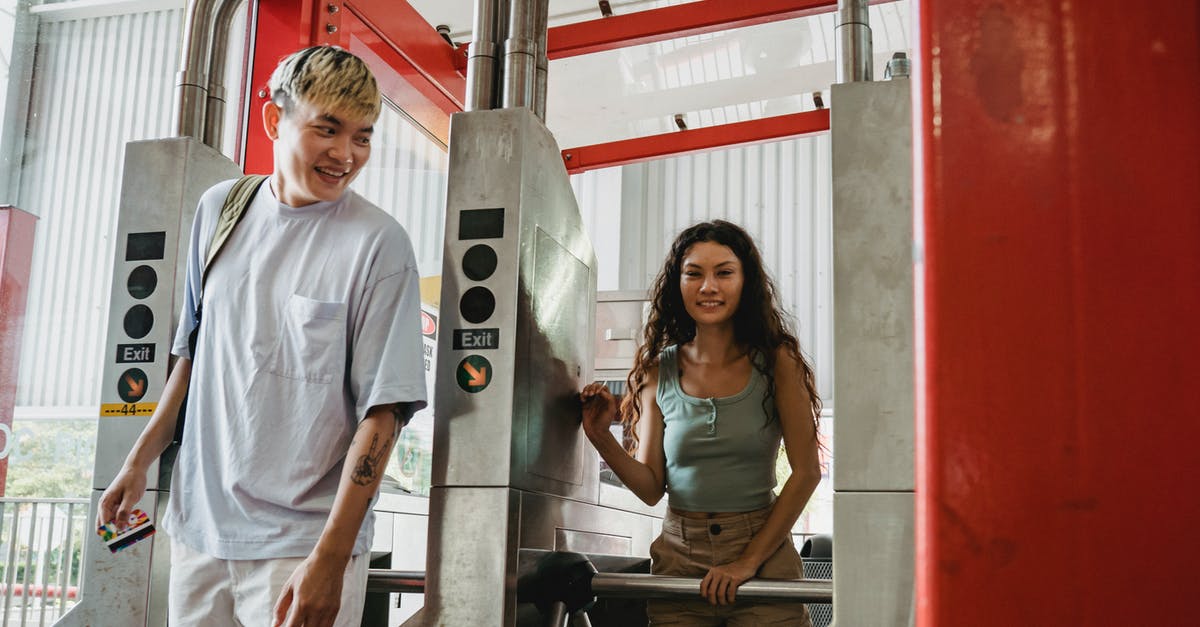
54;139;241;627
175;0;219;139
831;78;915;626
502;0;538;109
466;0;504;110
835;0;873;83
424;108;659;626
202;0;246;148
532;0;550;121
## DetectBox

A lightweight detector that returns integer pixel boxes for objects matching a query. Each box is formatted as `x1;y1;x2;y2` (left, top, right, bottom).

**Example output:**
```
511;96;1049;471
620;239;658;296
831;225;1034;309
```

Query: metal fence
0;498;89;626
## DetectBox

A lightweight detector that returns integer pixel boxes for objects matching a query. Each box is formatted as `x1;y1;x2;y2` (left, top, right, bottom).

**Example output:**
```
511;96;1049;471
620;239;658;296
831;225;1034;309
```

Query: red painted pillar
916;1;1200;624
0;206;37;496
244;0;331;174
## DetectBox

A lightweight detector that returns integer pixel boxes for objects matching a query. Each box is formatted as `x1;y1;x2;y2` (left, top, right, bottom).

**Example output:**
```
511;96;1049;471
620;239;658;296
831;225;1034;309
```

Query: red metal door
916;1;1200;624
243;0;466;174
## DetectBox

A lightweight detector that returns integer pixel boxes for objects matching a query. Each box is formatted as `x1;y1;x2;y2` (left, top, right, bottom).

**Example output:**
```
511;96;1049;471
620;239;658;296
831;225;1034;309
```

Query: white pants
168;539;370;627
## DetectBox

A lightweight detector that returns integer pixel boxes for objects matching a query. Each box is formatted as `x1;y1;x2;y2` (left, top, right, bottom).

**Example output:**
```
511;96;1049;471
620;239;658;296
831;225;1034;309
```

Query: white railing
0;498;89;627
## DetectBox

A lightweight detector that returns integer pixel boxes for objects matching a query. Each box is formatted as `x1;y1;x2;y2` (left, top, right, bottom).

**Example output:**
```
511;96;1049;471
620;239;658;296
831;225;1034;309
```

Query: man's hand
97;467;147;531
272;552;347;627
699;559;757;605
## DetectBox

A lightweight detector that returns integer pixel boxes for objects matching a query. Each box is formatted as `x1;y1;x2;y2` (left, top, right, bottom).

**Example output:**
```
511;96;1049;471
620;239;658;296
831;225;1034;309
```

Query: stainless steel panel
427;108;658;627
94;138;240;486
830;79;914;492
832;491;914;627
424;487;520;626
517;491;657;558
432;107;597;500
53;490;163;627
593;290;648;379
554;529;631;556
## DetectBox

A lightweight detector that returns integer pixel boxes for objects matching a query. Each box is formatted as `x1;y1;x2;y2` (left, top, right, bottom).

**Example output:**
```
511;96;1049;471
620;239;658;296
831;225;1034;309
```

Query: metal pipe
365;569;426;594
835;0;872;82
532;0;550;120
202;0;246;148
175;0;220;138
365;568;831;604
502;0;538;109
590;574;834;603
544;600;569;627
466;0;501;110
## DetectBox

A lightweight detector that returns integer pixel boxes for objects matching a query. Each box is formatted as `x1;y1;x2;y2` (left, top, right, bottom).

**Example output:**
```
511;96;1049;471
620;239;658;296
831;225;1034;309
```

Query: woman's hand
579;382;618;440
700;559;758;605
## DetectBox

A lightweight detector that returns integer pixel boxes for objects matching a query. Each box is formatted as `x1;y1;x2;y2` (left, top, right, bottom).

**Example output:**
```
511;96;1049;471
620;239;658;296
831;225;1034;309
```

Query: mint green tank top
656;345;782;512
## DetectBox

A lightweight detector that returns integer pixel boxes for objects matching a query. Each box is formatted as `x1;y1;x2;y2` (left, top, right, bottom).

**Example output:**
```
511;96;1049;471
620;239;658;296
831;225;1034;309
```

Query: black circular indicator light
462;244;498;281
118;368;149;403
124;305;154;339
127;265;158;300
460;286;496;324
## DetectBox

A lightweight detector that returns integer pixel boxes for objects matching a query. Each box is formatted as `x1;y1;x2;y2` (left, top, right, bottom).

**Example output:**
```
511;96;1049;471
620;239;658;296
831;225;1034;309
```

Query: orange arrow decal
124;374;145;397
463;363;488;386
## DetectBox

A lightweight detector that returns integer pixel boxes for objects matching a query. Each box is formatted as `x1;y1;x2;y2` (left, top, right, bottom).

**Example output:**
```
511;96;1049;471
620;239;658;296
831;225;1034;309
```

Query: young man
98;46;426;627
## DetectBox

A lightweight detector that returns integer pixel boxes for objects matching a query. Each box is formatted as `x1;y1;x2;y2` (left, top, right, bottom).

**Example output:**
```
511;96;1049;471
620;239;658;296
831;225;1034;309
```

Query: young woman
581;220;821;625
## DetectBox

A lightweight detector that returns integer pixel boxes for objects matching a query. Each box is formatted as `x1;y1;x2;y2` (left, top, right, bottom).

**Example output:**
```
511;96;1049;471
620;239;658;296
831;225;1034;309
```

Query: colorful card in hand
97;509;156;553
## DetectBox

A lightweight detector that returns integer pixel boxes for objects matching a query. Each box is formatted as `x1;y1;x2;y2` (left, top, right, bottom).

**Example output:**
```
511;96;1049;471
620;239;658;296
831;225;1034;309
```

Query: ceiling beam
561;108;829;174
547;0;841;59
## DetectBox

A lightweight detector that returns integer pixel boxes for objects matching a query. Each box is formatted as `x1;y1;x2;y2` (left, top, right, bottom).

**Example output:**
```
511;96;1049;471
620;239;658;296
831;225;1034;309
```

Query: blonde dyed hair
268;46;381;122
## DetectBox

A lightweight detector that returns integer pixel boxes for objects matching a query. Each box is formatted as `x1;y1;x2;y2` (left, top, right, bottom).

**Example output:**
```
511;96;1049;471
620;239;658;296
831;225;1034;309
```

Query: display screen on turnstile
125;231;166;261
458;208;504;240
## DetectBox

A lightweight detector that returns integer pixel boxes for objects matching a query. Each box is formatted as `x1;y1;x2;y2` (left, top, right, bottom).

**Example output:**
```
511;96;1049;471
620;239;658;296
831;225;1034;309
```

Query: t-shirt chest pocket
268;294;347;384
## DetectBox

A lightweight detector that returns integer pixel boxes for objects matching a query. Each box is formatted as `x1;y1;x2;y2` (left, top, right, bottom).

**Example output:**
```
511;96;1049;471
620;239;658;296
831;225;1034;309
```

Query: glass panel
350;99;448;496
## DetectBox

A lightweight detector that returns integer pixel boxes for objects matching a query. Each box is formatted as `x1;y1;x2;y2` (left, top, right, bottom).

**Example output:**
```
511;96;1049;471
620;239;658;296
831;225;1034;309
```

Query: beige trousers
648;507;813;626
168;538;369;627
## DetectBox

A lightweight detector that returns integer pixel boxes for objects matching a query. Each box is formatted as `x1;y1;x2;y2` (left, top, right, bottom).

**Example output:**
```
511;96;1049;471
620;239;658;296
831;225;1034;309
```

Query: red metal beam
548;0;842;59
561;109;829;174
917;1;1200;625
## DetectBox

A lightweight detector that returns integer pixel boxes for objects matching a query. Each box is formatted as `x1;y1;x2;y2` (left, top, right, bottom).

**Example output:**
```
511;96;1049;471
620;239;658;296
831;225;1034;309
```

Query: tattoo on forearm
351;432;392;486
390;404;408;425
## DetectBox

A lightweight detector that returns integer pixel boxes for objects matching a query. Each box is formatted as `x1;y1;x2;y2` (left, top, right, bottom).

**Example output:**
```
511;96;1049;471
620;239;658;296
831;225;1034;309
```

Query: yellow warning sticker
100;403;156;417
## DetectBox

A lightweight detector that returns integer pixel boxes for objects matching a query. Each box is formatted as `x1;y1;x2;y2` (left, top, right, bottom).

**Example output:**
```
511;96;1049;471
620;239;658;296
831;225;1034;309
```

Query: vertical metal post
544;601;570;627
202;0;247;149
19;502;37;625
175;0;219;138
38;506;56;627
532;0;550;120
1;504;14;624
502;0;537;109
835;0;872;82
57;503;75;617
466;0;501;110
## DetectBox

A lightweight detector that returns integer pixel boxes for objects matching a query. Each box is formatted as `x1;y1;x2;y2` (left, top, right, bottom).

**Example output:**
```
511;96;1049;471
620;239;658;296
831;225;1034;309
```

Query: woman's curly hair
621;220;821;451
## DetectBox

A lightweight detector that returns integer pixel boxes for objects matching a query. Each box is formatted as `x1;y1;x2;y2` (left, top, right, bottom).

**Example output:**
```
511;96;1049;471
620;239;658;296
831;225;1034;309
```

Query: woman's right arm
580;372;667;506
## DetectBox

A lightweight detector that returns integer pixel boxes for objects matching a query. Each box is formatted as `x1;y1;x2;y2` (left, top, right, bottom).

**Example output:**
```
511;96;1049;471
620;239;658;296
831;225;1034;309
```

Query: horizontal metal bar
547;0;839;59
364;569;833;604
591;573;833;603
561;109;830;174
365;569;426;594
0;498;90;505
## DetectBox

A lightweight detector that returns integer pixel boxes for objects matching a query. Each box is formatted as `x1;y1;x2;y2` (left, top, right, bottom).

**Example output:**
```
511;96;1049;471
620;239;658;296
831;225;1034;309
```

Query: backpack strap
202;174;268;288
